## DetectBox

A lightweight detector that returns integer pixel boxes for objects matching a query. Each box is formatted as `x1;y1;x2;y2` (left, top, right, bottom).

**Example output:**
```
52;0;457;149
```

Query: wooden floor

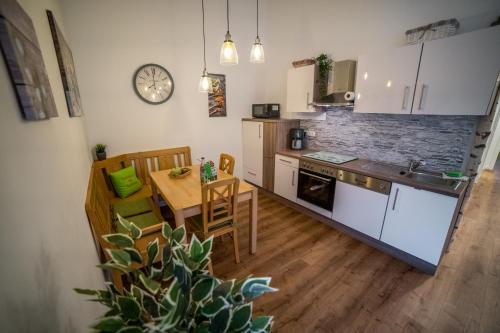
212;163;500;333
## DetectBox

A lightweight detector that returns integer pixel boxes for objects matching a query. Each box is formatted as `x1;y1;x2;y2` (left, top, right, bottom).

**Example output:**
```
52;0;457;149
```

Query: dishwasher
331;170;391;239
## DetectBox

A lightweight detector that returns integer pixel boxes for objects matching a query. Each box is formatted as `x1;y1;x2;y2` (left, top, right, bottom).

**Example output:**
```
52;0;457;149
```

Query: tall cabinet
242;119;299;191
355;26;500;115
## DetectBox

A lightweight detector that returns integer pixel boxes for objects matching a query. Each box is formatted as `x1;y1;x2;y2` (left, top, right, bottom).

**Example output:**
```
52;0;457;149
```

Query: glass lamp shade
198;71;212;93
220;32;238;65
250;38;265;63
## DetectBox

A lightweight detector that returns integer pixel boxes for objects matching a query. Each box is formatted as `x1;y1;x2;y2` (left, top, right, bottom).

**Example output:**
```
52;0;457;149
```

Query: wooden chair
219;153;235;175
188;178;241;264
139;146;192;186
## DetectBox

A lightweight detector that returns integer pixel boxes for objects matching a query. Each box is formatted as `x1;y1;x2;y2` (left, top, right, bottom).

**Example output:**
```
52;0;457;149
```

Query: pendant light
250;0;265;63
220;0;238;65
199;0;212;92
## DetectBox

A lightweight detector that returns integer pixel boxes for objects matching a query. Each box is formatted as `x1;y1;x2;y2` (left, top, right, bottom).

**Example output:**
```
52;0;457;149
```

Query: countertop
277;149;468;197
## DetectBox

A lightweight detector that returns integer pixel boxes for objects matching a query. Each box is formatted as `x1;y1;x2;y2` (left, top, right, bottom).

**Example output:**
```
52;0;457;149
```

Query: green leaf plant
76;215;277;333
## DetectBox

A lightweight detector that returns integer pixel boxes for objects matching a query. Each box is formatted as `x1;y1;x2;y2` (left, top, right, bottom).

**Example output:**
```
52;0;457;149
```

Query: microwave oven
252;104;280;118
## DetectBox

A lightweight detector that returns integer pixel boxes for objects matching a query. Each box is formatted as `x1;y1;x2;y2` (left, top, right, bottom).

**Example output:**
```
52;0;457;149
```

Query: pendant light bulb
220;34;238;65
220;0;238;65
198;70;212;93
250;37;265;63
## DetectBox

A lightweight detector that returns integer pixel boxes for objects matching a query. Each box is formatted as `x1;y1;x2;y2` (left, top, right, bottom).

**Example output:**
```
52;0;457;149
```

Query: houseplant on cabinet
75;216;277;332
95;144;107;161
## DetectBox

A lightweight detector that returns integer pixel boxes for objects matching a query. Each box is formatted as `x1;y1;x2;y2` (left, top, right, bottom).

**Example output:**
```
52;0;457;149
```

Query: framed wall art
47;10;82;117
0;0;57;120
207;73;226;117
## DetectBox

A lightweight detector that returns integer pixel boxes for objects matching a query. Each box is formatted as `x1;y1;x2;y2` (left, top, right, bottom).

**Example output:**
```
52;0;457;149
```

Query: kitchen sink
403;171;462;189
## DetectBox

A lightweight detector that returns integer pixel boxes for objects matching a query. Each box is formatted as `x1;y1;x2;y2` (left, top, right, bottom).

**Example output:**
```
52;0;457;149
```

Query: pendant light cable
202;0;206;70
256;0;259;37
226;0;230;33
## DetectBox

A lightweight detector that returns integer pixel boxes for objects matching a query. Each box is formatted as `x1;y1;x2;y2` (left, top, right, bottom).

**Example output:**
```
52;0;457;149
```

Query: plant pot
96;151;107;161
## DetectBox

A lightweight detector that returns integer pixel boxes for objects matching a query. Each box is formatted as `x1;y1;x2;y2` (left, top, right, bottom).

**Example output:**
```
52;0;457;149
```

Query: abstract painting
47;10;82;117
207;73;226;117
0;0;57;120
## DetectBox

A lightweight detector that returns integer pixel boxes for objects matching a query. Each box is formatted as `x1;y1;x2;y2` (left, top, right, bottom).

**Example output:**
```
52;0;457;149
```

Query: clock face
133;64;174;104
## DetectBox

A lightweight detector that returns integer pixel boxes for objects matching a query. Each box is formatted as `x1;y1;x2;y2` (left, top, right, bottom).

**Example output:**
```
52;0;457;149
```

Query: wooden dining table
149;165;258;254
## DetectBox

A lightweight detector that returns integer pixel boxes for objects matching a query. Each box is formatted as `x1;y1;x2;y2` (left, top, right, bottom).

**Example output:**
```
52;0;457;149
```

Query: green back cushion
116;212;160;234
109;166;142;199
112;198;152;219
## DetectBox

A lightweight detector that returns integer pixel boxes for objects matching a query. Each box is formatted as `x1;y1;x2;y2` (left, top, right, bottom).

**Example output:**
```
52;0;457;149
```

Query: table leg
152;182;160;207
174;209;185;228
249;187;258;254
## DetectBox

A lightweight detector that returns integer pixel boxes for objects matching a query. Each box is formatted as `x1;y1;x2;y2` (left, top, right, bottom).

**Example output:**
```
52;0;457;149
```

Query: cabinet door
413;26;500;115
274;159;298;202
286;65;316;113
354;44;422;114
332;181;389;239
242;121;263;186
380;183;457;265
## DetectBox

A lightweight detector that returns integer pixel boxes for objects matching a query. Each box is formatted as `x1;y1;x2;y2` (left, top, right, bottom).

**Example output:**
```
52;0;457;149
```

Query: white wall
261;0;500;118
62;0;266;175
0;0;104;331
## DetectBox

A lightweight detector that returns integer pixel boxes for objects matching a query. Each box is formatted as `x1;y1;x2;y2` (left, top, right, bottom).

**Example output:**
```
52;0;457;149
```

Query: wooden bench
84;146;192;288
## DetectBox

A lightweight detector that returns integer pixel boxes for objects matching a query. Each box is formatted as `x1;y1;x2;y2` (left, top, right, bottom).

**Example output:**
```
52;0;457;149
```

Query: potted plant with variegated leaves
75;214;277;332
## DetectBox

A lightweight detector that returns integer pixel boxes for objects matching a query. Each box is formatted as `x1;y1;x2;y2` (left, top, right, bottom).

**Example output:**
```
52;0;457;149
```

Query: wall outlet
307;130;316;137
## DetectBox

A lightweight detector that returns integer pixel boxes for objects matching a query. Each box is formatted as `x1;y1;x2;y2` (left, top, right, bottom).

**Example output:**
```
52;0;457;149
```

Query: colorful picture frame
207;73;226;117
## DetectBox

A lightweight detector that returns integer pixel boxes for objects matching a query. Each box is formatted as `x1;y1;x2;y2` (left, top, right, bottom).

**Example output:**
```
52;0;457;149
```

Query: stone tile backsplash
300;107;479;172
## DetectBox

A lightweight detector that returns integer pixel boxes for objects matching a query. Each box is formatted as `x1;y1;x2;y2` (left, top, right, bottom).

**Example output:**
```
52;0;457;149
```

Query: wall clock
133;64;174;104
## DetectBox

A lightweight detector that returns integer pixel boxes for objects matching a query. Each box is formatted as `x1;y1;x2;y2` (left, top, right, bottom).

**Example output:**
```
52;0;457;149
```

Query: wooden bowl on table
168;167;192;179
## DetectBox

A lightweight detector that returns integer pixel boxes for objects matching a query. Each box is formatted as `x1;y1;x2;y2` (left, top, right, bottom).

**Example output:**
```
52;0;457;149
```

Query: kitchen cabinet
242;121;263;187
380;183;458;265
242;119;299;190
414;26;500;116
274;154;299;202
354;26;500;116
354;44;422;114
332;181;390;239
286;65;318;113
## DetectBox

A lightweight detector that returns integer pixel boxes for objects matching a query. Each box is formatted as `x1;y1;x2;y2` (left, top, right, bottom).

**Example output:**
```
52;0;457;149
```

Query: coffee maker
290;128;306;150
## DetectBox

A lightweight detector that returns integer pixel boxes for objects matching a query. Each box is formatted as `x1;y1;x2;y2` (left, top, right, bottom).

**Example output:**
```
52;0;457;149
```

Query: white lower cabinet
274;155;299;202
380;183;458;265
332;181;389;239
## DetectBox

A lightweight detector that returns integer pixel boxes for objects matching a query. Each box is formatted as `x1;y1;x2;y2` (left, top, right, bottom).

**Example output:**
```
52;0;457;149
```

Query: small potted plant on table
95;144;107;161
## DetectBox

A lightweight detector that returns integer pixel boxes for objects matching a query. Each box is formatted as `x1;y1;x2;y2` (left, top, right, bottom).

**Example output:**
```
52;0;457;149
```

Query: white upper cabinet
354;26;500;116
354;44;422;114
286;65;317;113
413;26;500;116
242;121;263;187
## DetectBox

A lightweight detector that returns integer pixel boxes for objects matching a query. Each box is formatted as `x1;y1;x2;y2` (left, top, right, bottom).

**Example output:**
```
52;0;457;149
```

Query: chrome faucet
408;159;426;173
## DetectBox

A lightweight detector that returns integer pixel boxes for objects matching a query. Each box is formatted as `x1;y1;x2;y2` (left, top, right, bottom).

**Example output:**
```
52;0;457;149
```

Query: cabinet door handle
247;171;256;176
258;124;261;138
279;158;292;164
292;170;295;186
417;84;428;111
306;92;310;109
392;188;399;210
401;86;410;110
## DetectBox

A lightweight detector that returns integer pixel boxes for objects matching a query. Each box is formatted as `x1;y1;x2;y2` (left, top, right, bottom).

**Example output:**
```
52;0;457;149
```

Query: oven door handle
299;170;331;183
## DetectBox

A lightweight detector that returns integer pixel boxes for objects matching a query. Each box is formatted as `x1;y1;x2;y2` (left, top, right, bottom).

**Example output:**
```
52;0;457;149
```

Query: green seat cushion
112;198;152;219
191;214;233;232
109;166;143;199
117;212;160;234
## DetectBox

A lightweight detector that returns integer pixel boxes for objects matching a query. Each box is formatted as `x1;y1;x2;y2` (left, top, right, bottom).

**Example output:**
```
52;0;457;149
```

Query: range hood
313;59;356;107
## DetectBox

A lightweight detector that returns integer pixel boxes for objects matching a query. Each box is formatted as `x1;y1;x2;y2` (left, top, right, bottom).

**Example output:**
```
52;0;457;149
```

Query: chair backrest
139;146;192;185
201;178;240;234
219;153;235;175
85;165;114;258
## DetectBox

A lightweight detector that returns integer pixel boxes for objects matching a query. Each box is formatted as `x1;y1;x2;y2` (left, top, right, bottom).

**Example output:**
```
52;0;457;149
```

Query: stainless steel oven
297;160;338;212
